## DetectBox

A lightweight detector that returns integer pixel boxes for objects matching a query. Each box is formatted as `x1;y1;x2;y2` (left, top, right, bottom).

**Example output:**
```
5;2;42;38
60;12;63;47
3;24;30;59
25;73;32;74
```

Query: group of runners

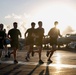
0;21;62;64
0;22;21;64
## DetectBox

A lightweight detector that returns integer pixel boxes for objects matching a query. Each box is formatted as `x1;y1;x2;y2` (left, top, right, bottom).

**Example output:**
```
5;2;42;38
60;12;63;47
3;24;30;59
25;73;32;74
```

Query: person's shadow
39;65;50;75
27;63;50;75
45;65;50;75
27;63;41;75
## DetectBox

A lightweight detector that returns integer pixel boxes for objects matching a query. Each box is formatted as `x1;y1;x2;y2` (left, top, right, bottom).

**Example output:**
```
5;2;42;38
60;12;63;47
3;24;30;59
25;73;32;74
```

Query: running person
25;22;36;61
8;22;21;64
47;21;62;63
0;24;6;62
3;29;9;58
34;21;44;64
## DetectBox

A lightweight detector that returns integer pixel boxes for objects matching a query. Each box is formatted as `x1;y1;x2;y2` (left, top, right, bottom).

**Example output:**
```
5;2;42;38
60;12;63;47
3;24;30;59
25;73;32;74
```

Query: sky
0;0;76;38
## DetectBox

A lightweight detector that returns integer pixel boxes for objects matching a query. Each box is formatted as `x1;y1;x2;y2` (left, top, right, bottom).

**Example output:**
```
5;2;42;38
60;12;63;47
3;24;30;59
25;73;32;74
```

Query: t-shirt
48;27;60;39
35;28;44;39
8;28;21;41
0;30;6;40
0;30;6;49
25;28;36;38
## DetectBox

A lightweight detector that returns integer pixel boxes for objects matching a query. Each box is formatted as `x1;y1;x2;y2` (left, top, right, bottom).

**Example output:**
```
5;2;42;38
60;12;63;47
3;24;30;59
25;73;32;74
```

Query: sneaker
25;56;29;61
5;55;8;58
31;51;34;57
26;53;30;59
46;51;50;57
39;60;44;64
14;60;18;64
47;59;52;63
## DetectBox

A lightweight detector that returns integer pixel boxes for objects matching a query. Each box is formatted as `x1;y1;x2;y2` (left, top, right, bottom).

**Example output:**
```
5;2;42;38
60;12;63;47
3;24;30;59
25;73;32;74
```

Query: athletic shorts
25;37;34;46
49;38;57;45
0;40;4;49
10;40;19;49
35;38;43;47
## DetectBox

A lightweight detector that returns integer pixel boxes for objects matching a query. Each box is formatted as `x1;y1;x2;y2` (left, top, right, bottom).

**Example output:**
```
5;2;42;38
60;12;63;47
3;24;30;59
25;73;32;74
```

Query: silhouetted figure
47;21;62;63
0;24;6;62
8;22;21;64
25;22;36;61
34;21;44;64
3;29;9;58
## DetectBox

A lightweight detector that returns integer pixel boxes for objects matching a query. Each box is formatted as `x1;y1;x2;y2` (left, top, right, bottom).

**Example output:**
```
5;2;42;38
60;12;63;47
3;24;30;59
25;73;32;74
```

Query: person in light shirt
24;22;36;61
34;21;44;64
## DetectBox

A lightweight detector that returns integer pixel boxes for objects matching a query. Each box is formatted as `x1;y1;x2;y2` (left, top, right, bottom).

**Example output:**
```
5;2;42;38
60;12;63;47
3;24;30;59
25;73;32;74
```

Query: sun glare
55;53;61;68
30;1;76;35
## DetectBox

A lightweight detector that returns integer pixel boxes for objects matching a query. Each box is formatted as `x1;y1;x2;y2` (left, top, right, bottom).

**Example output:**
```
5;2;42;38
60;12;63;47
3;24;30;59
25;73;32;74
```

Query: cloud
24;13;31;18
12;13;22;19
5;13;22;19
62;26;74;35
5;15;12;19
5;13;31;20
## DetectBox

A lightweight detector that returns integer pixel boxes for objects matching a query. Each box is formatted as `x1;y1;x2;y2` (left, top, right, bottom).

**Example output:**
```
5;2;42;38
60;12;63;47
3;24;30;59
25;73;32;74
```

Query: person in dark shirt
25;22;36;61
8;22;21;64
0;24;6;61
47;21;62;63
34;21;44;64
